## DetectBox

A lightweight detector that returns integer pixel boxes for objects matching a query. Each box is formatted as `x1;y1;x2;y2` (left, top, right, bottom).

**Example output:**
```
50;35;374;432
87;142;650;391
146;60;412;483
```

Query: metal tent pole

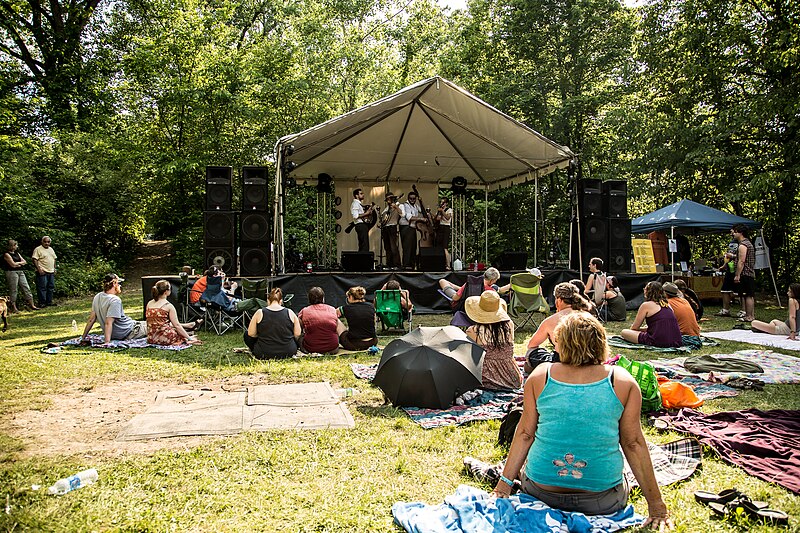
670;226;675;282
762;228;782;307
484;186;488;267
533;172;538;266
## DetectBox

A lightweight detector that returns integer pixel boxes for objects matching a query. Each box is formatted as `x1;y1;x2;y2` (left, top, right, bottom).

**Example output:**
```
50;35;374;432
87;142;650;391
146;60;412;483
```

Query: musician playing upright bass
399;190;424;269
351;188;375;253
435;196;453;269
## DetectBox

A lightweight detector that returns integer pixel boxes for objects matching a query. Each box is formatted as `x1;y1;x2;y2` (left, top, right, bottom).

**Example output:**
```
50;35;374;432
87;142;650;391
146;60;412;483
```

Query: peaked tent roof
631;199;761;234
276;77;574;191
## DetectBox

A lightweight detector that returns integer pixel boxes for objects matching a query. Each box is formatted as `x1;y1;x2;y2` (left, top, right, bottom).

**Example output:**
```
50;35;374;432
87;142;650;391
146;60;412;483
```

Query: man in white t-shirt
81;273;147;344
31;235;57;306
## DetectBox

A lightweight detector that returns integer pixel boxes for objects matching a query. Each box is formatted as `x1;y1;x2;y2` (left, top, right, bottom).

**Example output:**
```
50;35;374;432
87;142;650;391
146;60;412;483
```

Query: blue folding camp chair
200;275;245;335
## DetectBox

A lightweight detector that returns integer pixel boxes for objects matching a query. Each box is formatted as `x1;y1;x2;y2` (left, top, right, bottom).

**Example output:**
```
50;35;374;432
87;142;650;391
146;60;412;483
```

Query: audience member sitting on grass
382;280;413;317
663;282;700;337
244;288;300;359
620;281;683;348
600;276;627;322
81;274;148;344
569;279;597;316
438;267;503;307
584;257;607;307
297;286;340;354
751;283;799;341
492;312;672;530
673;279;703;320
146;280;202;346
336;286;377;351
524;282;592;374
464;290;521;391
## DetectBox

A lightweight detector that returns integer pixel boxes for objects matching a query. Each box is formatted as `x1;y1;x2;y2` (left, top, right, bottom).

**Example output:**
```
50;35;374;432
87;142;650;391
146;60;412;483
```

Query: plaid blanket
62;334;192;351
648;349;800;385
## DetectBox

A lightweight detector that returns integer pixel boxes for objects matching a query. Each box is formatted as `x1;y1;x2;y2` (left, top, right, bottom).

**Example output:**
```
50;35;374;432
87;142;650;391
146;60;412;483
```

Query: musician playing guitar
399;189;425;269
350;188;375;253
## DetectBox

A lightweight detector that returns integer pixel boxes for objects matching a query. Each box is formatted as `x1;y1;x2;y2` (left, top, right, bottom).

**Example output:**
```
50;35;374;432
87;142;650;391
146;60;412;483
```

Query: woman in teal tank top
492;312;672;530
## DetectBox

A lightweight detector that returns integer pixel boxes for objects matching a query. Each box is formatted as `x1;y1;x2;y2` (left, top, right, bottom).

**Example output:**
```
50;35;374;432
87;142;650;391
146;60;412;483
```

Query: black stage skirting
140;270;660;319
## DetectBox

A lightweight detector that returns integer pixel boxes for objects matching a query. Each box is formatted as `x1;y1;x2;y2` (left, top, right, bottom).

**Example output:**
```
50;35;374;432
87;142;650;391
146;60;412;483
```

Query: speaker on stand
204;211;237;274
240;166;271;276
603;180;631;272
570;178;605;269
206;166;232;211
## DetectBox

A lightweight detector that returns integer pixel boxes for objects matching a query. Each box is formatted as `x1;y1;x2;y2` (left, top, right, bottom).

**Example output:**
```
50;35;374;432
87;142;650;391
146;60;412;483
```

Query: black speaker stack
203;165;271;276
571;179;631;272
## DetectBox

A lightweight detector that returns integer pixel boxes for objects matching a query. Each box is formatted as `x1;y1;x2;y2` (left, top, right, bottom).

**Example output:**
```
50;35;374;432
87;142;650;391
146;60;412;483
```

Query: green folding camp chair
508;272;549;330
374;289;412;333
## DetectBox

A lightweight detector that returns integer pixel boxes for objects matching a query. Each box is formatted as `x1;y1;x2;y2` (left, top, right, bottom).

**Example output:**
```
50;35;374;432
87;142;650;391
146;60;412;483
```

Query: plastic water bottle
336;388;358;398
47;468;98;495
71;320;78;332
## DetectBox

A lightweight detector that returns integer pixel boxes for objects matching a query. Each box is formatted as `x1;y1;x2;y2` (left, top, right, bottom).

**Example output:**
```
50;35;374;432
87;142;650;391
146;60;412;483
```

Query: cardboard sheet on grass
703;329;800;352
118;382;354;440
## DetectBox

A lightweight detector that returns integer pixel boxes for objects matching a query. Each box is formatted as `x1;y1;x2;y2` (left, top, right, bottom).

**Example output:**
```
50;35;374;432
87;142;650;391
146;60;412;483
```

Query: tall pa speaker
204;211;237;274
571;216;608;269
341;251;374;272
240;211;271;276
418;247;446;272
607;218;632;272
603;180;627;218
206;166;232;211
242;166;268;211
577;179;603;217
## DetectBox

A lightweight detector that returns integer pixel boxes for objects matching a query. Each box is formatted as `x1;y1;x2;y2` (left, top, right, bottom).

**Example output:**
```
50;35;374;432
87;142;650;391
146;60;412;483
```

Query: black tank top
253;307;297;359
2;251;22;271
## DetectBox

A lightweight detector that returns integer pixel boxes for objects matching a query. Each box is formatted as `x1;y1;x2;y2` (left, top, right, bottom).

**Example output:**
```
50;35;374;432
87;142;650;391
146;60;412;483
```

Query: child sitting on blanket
751;283;799;341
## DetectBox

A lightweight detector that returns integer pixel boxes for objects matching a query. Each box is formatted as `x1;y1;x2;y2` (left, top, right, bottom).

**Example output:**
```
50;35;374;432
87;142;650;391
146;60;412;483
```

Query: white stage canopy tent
272;76;575;272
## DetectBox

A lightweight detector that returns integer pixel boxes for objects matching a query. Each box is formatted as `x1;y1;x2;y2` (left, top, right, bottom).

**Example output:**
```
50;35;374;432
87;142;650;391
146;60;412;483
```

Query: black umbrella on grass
373;326;484;409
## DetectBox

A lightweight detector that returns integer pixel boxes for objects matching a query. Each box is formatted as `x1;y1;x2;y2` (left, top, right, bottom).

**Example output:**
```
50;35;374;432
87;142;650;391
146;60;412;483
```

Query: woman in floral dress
146;280;202;346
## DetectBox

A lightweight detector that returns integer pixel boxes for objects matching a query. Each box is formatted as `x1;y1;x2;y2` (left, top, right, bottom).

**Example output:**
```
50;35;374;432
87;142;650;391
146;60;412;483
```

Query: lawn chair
508;271;549;330
450;275;486;327
179;273;205;324
240;278;269;323
200;275;245;335
375;289;412;333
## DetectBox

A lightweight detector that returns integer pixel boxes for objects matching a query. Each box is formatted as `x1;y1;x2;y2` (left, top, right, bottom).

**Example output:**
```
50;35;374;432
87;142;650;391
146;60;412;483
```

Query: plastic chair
450;275;486;327
375;289;412;333
200;275;245;335
508;272;549;330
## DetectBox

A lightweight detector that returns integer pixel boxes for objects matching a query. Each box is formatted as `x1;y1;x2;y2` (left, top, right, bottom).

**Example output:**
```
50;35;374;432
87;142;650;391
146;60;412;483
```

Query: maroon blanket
652;408;800;494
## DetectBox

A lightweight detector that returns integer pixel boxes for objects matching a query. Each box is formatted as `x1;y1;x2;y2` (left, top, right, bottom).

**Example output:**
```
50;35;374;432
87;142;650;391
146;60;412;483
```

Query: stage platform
140;269;660;318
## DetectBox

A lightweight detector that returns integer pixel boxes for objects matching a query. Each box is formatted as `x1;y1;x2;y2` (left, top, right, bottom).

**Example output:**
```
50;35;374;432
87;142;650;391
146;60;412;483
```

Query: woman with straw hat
465;290;522;391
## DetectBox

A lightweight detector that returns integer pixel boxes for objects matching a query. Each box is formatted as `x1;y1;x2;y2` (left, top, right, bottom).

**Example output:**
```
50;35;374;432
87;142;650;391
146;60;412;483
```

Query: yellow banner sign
632;238;657;273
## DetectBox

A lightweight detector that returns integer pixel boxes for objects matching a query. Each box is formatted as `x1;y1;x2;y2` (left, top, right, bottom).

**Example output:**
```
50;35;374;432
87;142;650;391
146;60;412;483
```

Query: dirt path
122;240;174;290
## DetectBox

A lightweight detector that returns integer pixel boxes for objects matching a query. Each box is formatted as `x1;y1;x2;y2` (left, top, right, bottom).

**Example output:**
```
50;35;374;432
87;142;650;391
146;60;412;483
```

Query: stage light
451;176;467;195
283;144;295;157
334;196;342;206
334;210;342;219
317;173;333;193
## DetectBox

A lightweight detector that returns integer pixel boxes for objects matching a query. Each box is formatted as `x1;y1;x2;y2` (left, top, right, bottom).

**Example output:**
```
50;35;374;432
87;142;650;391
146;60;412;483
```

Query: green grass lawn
1;291;798;532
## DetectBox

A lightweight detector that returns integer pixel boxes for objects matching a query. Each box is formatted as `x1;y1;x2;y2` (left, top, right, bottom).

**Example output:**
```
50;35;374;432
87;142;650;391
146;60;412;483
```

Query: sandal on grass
694;488;742;506
710;497;788;526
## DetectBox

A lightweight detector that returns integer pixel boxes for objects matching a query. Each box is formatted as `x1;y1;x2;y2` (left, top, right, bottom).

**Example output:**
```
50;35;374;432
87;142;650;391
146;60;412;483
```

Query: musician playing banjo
380;192;403;269
350;188;375;253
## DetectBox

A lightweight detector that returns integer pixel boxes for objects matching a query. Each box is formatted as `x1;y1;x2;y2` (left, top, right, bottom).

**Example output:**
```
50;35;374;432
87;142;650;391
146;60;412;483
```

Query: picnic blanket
648;349;800;385
62;334;191;351
652;408;800;494
392;484;644;533
703;329;800;352
351;363;521;429
607;335;719;352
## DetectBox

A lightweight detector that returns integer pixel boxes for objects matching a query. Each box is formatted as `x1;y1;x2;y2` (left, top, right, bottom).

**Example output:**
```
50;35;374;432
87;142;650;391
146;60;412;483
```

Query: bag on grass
615;355;662;412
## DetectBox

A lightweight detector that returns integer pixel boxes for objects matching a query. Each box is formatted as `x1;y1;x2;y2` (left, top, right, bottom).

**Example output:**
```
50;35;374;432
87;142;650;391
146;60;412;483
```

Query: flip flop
694;488;741;506
727;499;789;526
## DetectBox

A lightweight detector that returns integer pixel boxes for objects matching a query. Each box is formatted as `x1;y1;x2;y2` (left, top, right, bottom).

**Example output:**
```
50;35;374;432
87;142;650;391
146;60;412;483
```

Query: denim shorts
520;471;629;515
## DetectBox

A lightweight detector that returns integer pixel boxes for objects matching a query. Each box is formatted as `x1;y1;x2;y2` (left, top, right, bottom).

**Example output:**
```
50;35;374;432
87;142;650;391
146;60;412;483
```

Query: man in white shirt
435;196;453;269
399;191;425;269
350;188;374;253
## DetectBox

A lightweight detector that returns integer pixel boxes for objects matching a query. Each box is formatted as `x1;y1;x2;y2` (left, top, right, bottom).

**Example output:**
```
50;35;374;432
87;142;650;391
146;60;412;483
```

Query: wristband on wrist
499;475;514;488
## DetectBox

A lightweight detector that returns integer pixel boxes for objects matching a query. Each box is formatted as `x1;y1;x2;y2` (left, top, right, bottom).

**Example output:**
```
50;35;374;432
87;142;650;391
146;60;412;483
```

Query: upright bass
411;184;435;248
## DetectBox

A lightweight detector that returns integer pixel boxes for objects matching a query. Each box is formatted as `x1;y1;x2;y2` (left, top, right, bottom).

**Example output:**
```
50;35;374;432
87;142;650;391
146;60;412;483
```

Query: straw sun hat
465;290;509;324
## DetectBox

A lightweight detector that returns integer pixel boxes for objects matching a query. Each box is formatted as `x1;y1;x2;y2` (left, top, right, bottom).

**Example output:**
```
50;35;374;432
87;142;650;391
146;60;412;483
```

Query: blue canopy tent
631;199;760;234
631;199;779;305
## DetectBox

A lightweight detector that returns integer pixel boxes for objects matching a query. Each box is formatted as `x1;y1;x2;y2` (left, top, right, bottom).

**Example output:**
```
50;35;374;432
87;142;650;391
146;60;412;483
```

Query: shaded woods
1;0;797;285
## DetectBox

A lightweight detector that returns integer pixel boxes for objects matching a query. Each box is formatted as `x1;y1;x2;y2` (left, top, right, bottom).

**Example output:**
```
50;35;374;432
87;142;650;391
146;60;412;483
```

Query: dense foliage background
1;0;797;289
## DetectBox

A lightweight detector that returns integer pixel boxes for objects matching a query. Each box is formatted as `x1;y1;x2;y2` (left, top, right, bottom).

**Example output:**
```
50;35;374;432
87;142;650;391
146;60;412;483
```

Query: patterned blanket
62;334;192;351
607;335;719;352
703;329;800;352
648;349;800;385
351;363;521;429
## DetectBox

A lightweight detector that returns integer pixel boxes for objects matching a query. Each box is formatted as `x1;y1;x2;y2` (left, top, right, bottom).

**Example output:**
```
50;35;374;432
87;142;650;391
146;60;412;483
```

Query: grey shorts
125;321;148;340
520;471;629;515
